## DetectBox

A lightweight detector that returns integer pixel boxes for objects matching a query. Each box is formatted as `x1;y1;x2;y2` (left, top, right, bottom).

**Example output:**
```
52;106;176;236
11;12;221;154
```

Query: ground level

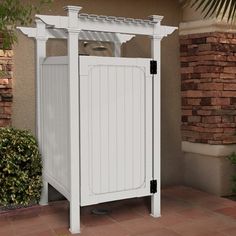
1;186;236;236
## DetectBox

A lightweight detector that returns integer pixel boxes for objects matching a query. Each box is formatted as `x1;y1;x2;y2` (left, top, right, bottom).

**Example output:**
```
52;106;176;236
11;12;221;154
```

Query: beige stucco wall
13;0;183;186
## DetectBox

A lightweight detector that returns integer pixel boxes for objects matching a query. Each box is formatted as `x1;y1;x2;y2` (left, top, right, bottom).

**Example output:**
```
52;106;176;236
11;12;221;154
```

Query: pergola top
18;5;177;43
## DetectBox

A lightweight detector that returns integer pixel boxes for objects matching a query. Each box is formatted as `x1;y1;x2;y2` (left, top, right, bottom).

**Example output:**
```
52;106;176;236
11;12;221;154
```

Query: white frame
18;5;176;234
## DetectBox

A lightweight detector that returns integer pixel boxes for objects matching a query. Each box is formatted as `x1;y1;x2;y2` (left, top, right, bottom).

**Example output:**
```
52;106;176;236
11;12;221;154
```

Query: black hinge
150;180;157;194
150;60;157;75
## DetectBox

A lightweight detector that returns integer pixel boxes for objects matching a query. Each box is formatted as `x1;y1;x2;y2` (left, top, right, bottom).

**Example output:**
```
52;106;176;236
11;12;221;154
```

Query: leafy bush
0;127;42;206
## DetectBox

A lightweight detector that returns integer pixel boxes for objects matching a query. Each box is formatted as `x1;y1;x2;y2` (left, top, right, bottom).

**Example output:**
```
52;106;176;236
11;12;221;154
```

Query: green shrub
0;127;42;206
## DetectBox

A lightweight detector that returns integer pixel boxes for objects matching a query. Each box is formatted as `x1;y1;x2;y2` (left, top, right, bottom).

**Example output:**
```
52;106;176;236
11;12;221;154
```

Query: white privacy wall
40;57;70;200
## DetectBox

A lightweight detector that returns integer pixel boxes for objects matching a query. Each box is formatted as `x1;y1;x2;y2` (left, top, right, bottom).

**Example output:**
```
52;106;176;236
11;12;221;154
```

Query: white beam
18;27;136;43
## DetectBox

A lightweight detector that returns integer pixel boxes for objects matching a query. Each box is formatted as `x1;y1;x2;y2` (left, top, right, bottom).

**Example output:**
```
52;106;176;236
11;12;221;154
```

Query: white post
35;19;49;206
149;15;163;218
113;41;121;57
64;5;81;234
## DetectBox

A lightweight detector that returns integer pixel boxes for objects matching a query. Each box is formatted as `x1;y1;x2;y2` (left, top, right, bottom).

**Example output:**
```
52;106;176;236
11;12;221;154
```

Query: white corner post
64;6;82;234
36;19;49;206
149;15;163;218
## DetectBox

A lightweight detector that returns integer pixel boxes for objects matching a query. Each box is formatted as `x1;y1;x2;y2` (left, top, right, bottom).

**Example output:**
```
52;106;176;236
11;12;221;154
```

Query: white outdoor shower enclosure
19;6;176;234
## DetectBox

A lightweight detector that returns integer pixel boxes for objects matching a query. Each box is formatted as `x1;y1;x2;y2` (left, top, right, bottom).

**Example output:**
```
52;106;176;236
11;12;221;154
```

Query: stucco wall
13;0;183;186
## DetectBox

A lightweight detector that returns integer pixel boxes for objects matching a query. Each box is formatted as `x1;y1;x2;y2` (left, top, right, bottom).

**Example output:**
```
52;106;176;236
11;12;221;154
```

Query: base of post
69;228;81;234
39;201;49;206
150;213;161;218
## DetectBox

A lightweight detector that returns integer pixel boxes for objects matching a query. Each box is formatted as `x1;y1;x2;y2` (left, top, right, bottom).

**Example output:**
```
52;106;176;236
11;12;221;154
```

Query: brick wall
181;32;236;144
0;34;13;127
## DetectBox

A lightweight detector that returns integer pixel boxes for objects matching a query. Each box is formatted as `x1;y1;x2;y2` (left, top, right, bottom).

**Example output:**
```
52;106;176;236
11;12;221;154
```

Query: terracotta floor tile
109;207;143;222
81;213;115;226
177;207;215;220
23;229;56;236
134;227;182;236
86;223;130;236
53;227;79;236
148;213;190;227
12;223;51;236
1;186;236;236
170;221;214;236
221;226;236;236
197;197;236;211
197;216;236;231
162;186;212;203
195;231;227;236
161;197;192;214
215;206;236;218
119;217;162;234
0;219;15;236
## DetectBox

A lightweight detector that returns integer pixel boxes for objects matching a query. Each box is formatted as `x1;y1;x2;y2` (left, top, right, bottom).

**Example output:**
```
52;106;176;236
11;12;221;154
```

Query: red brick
220;73;235;79
201;73;220;78
188;116;201;123
222;91;236;97
202;91;222;97
227;55;236;61
182;130;200;139
198;83;223;91
180;38;192;45
197;110;212;116
182;91;203;98
186;98;201;105
206;37;218;43
0;119;11;127
223;136;236;144
219;38;231;44
194;66;222;73
224;128;236;133
218;123;236;128
202;116;221;124
224;67;236;74
224;83;236;90
182;110;192;116
181;67;194;74
202;127;223;133
211;98;230;105
222;116;234;123
198;44;212;51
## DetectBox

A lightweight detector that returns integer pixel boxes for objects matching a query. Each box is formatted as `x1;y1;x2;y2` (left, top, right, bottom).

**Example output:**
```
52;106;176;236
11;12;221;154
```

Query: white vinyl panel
91;66;101;194
80;74;89;198
116;66;125;191
140;69;145;186
40;61;70;198
100;66;109;193
108;66;117;193
145;72;152;187
80;56;153;206
132;67;142;189
124;66;134;190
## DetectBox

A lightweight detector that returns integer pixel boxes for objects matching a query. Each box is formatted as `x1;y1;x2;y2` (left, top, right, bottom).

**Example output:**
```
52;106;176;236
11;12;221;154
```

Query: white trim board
179;19;236;35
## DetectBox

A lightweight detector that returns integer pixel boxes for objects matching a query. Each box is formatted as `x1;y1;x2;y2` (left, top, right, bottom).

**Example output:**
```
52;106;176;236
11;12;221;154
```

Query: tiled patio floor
2;186;236;236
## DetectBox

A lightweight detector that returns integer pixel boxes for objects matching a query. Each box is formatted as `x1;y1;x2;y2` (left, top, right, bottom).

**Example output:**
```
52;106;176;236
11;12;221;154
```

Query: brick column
0;34;13;127
181;32;236;145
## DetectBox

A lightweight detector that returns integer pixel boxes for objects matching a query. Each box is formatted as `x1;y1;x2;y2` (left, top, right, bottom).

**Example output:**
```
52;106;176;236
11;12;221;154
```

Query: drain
91;208;111;215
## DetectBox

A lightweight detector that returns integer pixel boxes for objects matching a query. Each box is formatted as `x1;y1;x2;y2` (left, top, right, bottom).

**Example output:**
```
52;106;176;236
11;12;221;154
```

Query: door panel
80;56;152;206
